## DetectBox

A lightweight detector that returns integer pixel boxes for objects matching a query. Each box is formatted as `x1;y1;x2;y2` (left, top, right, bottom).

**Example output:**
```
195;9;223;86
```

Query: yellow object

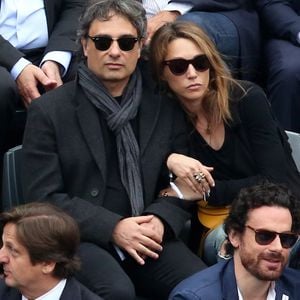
197;200;231;257
197;200;230;229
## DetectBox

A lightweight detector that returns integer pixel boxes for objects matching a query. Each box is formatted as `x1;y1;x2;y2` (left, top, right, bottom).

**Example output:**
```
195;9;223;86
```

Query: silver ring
193;172;205;183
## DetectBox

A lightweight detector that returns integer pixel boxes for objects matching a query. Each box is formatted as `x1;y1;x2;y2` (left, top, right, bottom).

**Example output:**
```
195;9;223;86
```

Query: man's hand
146;11;179;44
41;60;63;90
112;215;163;265
140;215;164;243
16;64;58;107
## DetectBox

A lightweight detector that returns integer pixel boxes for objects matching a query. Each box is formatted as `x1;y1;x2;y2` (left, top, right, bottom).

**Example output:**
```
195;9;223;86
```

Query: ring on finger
193;172;206;183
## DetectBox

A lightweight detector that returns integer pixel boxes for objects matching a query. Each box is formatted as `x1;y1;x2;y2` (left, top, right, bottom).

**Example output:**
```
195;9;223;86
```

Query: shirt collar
237;282;276;300
22;278;67;300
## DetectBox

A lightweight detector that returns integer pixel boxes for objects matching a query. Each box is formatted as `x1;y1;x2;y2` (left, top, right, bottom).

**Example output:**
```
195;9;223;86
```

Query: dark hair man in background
0;202;102;300
170;182;300;299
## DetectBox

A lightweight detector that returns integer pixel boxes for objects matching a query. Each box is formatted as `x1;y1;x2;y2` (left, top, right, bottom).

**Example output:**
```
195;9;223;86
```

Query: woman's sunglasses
163;54;210;76
88;35;139;51
246;225;299;249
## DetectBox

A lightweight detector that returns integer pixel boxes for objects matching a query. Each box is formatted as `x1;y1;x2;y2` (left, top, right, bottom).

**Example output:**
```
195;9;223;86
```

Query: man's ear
228;229;241;249
81;38;88;57
41;261;56;275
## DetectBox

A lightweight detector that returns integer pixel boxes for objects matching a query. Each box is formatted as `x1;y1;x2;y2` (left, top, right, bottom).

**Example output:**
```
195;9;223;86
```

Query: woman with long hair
149;21;300;265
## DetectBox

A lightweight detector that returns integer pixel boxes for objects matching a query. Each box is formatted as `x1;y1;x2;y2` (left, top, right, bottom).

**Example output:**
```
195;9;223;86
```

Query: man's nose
269;235;284;251
108;40;122;56
0;247;9;263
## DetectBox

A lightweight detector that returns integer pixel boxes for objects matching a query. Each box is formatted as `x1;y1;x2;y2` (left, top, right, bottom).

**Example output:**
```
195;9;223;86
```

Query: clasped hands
112;215;164;265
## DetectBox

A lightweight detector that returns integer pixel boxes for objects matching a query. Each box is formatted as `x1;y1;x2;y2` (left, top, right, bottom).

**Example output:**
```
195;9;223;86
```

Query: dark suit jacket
22;76;190;249
0;277;103;300
0;0;84;71
171;0;261;82
256;0;300;45
170;259;300;299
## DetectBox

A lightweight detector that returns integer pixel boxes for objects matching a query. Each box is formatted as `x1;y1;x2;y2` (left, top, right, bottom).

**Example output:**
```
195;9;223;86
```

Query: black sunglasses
87;35;139;51
163;54;210;76
246;225;299;249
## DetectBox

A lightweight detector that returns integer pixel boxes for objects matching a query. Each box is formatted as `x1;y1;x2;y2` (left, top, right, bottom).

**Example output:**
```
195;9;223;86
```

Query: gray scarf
78;63;144;216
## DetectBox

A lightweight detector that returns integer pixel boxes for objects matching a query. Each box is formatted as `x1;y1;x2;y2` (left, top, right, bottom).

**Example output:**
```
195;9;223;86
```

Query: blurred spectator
170;182;300;300
256;0;300;133
0;0;84;174
143;0;261;82
0;202;102;300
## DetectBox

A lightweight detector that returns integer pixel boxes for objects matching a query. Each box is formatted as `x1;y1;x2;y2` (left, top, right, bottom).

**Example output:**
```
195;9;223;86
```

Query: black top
187;81;300;205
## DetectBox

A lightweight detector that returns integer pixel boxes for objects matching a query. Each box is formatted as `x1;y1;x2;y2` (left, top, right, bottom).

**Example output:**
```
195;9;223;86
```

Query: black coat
0;277;103;300
22;77;190;249
189;81;300;204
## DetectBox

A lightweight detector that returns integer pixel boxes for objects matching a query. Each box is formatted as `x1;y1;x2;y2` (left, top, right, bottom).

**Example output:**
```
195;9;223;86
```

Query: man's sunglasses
87;35;139;51
246;225;299;249
163;54;210;76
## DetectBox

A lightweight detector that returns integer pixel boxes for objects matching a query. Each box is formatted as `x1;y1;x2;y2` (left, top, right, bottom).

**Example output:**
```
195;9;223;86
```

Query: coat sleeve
0;34;25;71
256;0;300;45
142;93;192;237
45;0;85;53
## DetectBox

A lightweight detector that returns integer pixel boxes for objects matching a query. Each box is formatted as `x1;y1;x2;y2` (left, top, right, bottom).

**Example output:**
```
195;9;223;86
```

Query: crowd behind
0;0;300;299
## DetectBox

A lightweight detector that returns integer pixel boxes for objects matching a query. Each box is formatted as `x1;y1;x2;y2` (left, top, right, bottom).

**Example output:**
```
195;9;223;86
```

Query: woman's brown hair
149;21;242;126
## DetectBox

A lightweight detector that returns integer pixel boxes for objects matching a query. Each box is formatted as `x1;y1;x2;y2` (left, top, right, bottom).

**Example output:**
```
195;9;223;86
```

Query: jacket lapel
222;260;239;300
138;85;161;156
75;87;107;183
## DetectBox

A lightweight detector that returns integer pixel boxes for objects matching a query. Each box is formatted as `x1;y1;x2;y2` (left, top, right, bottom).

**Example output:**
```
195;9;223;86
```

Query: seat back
286;130;300;171
1;145;24;211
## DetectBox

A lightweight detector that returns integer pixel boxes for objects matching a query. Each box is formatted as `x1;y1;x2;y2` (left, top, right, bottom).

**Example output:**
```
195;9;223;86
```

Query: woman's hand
167;153;214;194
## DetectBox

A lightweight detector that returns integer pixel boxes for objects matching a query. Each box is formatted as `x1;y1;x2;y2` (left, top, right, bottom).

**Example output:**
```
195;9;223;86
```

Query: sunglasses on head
87;35;139;51
163;54;210;76
246;225;299;249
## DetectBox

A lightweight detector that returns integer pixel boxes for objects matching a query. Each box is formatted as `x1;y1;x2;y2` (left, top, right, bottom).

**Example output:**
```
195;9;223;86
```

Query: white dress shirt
22;278;67;300
0;0;71;78
237;282;278;300
142;0;192;18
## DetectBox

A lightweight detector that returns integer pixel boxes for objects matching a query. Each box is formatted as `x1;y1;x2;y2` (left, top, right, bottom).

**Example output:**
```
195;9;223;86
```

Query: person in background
149;20;300;265
169;181;300;300
143;0;260;82
0;202;102;300
21;1;206;299
256;0;300;133
0;0;85;175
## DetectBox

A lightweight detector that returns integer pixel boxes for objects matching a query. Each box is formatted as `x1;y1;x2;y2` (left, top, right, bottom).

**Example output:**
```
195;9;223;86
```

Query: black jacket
0;277;103;300
22;76;190;249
